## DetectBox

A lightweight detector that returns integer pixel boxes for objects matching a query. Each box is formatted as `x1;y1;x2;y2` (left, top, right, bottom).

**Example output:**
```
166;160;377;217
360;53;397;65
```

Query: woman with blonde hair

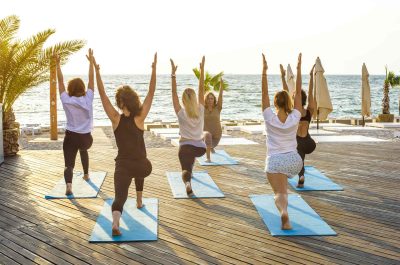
203;81;224;162
262;53;303;230
90;51;157;236
170;56;206;195
55;49;95;195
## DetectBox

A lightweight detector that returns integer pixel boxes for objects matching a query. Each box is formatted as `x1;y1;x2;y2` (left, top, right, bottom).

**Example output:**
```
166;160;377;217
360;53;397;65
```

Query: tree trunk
2;108;20;156
382;81;390;114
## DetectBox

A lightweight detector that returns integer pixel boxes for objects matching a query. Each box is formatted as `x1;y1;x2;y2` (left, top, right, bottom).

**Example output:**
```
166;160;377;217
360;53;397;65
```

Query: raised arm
261;53;270;111
293;53;302;112
280;64;289;92
92;57;120;125
198;56;205;105
307;64;316;115
87;49;94;91
54;53;66;95
170;59;181;114
217;78;224;110
137;53;157;122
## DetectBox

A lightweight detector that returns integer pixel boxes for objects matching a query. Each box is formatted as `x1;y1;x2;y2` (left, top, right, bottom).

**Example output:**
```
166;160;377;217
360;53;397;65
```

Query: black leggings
112;158;152;213
178;145;206;182
63;130;93;183
297;134;316;176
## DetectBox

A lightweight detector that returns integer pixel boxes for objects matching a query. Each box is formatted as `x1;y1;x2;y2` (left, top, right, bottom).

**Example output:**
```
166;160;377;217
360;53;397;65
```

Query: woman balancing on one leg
55;49;95;195
262;53;303;230
280;64;317;188
91;52;157;236
170;56;207;195
203;80;224;162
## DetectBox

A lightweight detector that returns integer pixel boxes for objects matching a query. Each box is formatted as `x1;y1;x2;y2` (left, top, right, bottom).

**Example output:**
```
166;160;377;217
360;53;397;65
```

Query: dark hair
67;78;86;97
274;90;292;114
301;89;307;107
115;85;142;116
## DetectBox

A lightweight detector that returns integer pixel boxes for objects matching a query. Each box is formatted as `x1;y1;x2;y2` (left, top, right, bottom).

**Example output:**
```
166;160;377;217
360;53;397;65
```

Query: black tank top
300;109;311;123
114;114;146;160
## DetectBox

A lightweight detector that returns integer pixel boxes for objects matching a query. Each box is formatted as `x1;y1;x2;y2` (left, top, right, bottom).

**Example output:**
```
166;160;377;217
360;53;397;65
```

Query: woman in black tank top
90;52;157;236
281;64;317;188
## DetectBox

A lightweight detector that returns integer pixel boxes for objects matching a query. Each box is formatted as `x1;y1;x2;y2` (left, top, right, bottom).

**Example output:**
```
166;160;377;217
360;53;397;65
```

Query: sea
12;75;400;126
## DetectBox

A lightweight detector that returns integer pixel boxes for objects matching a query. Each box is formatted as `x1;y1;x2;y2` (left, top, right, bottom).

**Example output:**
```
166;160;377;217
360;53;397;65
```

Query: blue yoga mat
288;166;343;191
89;198;158;242
197;150;238;166
249;194;337;236
166;171;224;198
45;171;107;199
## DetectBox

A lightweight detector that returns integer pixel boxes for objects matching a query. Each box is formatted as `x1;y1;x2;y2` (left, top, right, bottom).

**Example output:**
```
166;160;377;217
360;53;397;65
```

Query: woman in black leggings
281;64;316;188
170;56;206;195
55;50;94;195
91;51;157;236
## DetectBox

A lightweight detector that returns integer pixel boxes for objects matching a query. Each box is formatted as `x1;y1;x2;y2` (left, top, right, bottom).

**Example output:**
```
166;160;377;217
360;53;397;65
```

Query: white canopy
361;63;371;117
286;64;296;97
313;57;333;120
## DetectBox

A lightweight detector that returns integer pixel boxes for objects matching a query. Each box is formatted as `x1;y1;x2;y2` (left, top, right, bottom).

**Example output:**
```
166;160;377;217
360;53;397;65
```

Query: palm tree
192;68;229;92
382;66;391;115
387;70;400;115
0;15;85;156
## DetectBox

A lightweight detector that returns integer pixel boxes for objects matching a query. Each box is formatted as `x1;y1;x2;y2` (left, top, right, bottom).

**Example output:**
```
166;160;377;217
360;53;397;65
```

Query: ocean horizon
13;74;400;126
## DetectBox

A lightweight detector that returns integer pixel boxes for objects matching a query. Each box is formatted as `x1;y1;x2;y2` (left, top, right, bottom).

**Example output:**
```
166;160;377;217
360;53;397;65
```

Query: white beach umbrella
361;63;371;119
286;64;296;97
313;57;333;122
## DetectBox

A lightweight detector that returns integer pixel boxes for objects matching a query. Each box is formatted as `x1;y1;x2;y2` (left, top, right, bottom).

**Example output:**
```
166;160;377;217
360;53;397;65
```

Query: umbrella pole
317;109;319;130
362;115;365;127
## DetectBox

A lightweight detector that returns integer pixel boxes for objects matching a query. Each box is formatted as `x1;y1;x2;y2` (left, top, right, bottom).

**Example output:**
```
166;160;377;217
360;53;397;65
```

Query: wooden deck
0;128;399;264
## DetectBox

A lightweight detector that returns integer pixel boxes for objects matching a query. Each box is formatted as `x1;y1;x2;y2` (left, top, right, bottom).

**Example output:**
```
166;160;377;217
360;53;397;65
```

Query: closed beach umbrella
287;64;296;97
313;57;333;122
361;63;371;119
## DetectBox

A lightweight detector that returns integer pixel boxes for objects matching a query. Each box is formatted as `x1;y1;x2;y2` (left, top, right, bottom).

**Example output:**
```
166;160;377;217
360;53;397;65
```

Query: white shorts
265;151;302;178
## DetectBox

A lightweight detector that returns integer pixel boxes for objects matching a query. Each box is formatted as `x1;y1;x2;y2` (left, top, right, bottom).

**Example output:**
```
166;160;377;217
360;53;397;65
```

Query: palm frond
0;15;19;42
0;15;85;113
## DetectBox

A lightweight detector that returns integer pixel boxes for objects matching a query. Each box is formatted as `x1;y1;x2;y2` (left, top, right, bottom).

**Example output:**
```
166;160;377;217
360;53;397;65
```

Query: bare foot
281;211;292;230
137;199;144;209
205;159;212;163
82;174;90;181
112;224;122;236
185;182;193;195
211;148;216;153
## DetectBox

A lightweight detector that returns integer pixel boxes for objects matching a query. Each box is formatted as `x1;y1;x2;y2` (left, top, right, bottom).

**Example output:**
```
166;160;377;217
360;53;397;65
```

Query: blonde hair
182;88;199;119
274;90;293;114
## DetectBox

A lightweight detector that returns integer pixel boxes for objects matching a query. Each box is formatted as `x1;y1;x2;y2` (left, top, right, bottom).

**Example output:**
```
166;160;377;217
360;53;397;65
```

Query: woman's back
61;90;94;133
263;107;301;155
178;105;204;141
114;114;146;160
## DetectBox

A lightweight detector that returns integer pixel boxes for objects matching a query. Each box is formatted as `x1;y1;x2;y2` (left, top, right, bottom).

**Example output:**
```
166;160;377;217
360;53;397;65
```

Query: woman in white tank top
170;56;207;195
261;53;303;230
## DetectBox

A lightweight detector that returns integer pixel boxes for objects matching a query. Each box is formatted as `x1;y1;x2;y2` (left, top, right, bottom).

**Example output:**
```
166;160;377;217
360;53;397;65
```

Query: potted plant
0;15;85;156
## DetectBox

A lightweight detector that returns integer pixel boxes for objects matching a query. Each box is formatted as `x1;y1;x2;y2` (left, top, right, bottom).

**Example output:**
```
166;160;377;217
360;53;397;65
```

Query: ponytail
274;90;292;114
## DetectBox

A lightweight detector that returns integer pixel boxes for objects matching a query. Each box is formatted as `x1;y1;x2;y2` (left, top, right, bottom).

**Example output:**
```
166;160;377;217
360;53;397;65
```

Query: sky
1;0;400;75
